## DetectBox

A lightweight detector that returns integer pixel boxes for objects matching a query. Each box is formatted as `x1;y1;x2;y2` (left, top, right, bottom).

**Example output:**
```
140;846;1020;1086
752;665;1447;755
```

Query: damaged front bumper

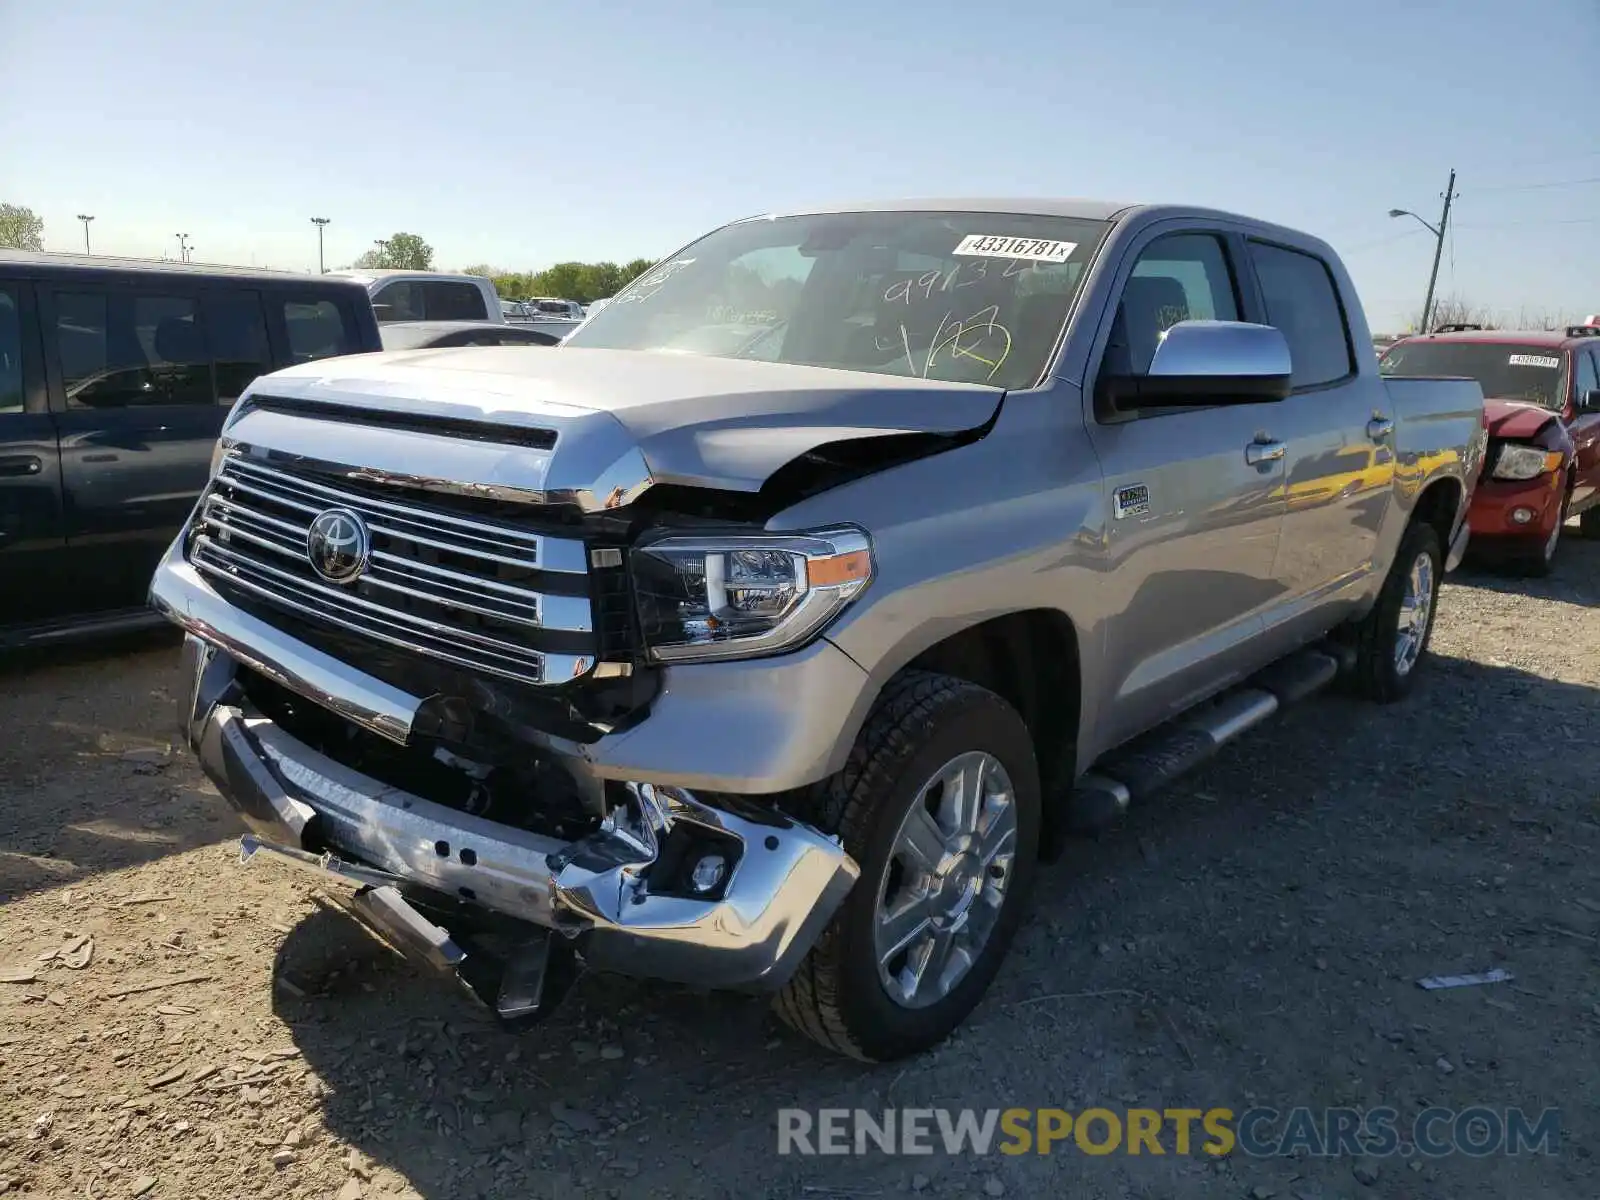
177;635;860;1022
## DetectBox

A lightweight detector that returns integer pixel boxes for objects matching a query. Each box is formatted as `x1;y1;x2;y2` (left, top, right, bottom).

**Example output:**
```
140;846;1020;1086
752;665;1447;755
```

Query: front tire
1515;482;1569;577
1579;504;1600;540
774;672;1041;1062
1346;521;1443;703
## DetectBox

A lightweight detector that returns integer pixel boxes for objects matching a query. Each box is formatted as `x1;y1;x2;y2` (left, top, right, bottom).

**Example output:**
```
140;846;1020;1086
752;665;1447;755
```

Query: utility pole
310;217;331;273
1419;169;1456;335
76;214;94;254
1388;168;1457;333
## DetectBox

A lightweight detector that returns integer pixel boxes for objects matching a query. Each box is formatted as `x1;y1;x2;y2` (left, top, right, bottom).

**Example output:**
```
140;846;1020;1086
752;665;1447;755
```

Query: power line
1478;148;1600;173
1454;216;1600;229
1465;175;1600;195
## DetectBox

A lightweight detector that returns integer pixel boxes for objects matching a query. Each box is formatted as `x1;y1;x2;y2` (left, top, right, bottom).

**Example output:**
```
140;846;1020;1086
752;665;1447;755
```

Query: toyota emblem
305;507;371;584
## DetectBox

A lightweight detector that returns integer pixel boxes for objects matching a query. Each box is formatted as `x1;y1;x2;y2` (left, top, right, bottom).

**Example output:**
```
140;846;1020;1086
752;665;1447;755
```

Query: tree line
463;259;657;305
0;207;655;303
0;203;45;251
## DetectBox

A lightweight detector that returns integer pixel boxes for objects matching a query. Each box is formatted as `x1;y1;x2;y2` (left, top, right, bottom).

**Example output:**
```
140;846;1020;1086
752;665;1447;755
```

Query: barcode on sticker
953;235;1077;263
1508;354;1561;369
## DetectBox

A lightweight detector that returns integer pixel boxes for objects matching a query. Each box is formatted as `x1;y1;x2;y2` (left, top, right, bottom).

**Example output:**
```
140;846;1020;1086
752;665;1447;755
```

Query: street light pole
176;233;191;263
76;214;94;254
310;217;330;273
1388;168;1457;333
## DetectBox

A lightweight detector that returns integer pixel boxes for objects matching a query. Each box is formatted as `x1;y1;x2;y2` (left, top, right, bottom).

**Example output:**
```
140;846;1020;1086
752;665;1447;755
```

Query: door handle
0;454;43;477
1367;415;1395;440
1245;440;1286;465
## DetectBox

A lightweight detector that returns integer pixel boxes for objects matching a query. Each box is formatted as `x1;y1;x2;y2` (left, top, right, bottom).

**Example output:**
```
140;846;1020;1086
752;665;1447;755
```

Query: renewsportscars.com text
776;1106;1561;1158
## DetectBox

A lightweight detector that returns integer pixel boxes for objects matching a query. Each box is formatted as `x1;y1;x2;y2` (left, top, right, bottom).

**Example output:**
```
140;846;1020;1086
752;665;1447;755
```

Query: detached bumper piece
181;637;859;1027
237;835;578;1028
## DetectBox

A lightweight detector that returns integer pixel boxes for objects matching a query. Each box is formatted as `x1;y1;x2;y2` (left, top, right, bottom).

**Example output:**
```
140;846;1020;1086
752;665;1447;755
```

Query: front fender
773;384;1109;776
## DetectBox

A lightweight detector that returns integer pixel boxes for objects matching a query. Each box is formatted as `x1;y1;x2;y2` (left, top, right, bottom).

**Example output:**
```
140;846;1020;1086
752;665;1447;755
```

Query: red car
1381;325;1600;574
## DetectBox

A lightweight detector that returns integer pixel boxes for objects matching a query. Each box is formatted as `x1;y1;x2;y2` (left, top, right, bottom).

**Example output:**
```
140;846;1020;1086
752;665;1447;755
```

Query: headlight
631;527;873;663
1491;444;1563;481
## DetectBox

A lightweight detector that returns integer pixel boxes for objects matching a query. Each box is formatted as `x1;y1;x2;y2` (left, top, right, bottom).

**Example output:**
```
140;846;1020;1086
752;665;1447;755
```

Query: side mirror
1100;320;1293;412
1582;388;1600;414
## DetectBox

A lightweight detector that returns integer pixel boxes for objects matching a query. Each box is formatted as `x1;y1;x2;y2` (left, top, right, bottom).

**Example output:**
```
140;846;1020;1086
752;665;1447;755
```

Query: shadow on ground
269;654;1598;1199
0;629;233;901
1450;524;1600;602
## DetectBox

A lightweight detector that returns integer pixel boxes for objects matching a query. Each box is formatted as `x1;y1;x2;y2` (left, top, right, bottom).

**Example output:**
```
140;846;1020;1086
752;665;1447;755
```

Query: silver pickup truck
150;199;1485;1062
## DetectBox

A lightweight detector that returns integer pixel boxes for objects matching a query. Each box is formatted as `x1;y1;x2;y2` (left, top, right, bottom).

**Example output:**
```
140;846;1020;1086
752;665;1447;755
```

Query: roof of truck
746;199;1339;251
0;248;334;281
1393;328;1600;351
328;269;493;284
761;197;1135;221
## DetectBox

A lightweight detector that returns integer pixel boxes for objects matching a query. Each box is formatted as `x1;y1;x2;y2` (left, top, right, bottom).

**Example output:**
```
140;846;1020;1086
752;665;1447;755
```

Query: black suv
0;252;381;646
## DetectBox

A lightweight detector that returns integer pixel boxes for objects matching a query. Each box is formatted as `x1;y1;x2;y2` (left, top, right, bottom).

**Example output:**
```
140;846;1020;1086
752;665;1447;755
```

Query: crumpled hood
1484;398;1560;441
251;346;1004;494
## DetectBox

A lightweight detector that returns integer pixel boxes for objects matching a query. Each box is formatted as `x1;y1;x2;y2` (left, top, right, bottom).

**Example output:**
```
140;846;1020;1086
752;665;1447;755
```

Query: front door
0;280;70;628
1084;230;1288;752
1247;240;1392;641
40;281;230;614
1569;346;1600;514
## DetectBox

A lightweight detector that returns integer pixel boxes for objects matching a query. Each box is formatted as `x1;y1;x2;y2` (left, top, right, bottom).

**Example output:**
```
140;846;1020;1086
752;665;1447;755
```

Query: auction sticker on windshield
954;235;1077;263
1508;354;1561;369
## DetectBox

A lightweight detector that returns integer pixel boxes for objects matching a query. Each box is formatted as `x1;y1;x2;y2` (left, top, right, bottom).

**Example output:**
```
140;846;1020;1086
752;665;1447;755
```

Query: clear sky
4;0;1597;331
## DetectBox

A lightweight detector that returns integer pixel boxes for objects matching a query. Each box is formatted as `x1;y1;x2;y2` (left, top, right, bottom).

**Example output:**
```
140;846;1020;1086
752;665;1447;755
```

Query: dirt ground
2;537;1598;1200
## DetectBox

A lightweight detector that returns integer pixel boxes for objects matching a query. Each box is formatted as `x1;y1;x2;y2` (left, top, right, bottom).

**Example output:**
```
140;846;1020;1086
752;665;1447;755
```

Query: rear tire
1345;521;1443;703
1578;501;1600;540
774;672;1040;1062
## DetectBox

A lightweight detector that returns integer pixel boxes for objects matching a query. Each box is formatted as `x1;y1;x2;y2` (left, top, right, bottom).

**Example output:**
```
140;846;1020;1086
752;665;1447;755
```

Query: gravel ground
2;535;1598;1200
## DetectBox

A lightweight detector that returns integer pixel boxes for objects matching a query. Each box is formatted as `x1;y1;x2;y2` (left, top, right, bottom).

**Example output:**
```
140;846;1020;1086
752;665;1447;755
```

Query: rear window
0;288;22;414
204;290;271;402
424;282;488;321
283;299;355;364
1380;341;1568;408
371;280;487;322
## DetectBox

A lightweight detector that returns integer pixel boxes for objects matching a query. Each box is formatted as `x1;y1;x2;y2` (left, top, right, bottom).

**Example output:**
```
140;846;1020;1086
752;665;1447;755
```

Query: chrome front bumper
176;633;859;998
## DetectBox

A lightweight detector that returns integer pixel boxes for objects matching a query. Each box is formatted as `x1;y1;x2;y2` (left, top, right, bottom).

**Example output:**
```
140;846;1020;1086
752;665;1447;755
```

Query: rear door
1084;228;1288;750
1250;240;1393;643
41;278;230;615
0;279;71;628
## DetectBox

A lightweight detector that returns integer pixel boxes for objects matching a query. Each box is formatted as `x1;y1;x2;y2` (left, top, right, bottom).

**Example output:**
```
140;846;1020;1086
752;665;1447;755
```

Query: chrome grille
190;454;595;685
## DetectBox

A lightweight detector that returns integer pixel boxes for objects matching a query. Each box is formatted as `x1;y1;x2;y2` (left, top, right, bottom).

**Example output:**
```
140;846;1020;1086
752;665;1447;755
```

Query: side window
1249;242;1354;390
1109;233;1239;376
370;282;421;323
1573;348;1598;406
423;282;488;321
0;288;23;415
282;299;355;364
56;291;212;409
204;291;271;402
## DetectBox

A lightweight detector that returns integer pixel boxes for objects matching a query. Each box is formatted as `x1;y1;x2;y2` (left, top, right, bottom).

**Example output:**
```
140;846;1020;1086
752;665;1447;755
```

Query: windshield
563;210;1111;389
1379;341;1569;408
